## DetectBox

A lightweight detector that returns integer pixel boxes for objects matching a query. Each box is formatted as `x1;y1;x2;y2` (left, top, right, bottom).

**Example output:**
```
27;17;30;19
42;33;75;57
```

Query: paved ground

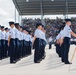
0;45;76;75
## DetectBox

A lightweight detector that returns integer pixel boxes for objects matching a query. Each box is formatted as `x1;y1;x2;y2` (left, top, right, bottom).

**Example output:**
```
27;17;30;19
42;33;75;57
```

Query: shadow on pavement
45;53;64;70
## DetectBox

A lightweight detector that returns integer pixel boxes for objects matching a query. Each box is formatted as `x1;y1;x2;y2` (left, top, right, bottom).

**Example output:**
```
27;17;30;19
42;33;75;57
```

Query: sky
0;0;15;28
0;0;76;28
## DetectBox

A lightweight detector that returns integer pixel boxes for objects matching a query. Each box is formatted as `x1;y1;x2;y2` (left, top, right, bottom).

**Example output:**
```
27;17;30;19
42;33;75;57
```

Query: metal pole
15;7;16;22
40;0;44;25
21;16;22;26
63;14;66;19
18;13;20;24
66;0;68;18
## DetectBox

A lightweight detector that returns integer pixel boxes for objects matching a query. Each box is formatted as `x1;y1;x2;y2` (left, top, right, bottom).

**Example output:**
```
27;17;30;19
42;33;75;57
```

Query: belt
15;38;19;40
10;39;15;43
64;37;70;40
10;38;15;40
1;39;5;40
64;37;70;38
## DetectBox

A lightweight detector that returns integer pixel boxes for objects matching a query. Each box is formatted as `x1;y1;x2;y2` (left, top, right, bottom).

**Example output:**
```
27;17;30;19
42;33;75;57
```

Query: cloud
0;8;9;16
0;0;15;27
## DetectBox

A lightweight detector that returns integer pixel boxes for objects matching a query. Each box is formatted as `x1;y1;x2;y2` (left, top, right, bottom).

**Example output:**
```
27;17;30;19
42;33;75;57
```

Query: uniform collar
1;30;4;32
66;24;70;27
11;28;14;30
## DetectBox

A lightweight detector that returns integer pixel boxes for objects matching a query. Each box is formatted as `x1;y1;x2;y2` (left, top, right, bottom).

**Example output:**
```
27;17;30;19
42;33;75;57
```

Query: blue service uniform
15;28;20;61
1;31;5;59
23;32;27;57
5;31;9;57
24;33;29;56
0;30;1;59
63;25;72;64
9;28;16;63
40;31;47;60
34;29;44;63
55;34;61;56
19;31;23;58
59;30;65;62
48;37;53;49
27;34;32;55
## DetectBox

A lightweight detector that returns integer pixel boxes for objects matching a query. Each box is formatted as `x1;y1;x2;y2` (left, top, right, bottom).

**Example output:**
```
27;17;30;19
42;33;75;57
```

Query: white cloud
0;0;15;27
0;8;9;16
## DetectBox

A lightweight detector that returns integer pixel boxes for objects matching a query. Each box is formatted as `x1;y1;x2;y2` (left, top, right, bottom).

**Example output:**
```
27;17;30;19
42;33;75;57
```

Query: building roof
12;0;76;15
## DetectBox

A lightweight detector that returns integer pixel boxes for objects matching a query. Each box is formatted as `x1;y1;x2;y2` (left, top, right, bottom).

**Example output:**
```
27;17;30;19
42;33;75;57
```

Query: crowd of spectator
21;17;76;38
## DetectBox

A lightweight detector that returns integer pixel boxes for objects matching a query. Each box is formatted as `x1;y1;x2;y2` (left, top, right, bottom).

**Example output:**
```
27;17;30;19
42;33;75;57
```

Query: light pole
40;0;44;25
15;7;16;22
66;0;68;18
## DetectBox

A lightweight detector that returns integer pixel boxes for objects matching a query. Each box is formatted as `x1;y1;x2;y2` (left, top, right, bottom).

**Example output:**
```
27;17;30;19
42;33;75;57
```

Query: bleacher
21;17;76;38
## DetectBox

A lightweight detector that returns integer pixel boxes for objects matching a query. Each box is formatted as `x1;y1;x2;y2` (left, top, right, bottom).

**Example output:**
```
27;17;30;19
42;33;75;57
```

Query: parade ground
0;45;76;75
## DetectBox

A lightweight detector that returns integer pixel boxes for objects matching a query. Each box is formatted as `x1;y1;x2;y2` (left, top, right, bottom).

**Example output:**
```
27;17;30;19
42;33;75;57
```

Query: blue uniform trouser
55;43;60;56
34;38;42;62
1;40;5;59
23;40;27;56
19;40;23;58
61;43;64;62
5;40;8;57
0;40;1;59
40;39;46;59
25;41;29;55
10;39;15;63
15;38;20;60
28;41;32;55
63;37;70;63
49;42;52;49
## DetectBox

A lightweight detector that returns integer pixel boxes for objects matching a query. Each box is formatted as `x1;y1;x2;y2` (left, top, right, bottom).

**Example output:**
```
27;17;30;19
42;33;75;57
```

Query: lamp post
66;0;68;18
14;6;17;23
40;0;44;25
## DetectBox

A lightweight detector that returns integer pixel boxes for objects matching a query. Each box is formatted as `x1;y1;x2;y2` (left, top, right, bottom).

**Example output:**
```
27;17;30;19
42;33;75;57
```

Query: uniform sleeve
22;33;24;40
56;34;61;40
23;33;25;40
34;30;38;37
5;33;6;39
44;37;47;42
15;29;17;37
60;30;64;38
69;27;72;33
29;35;32;41
43;33;47;42
9;30;12;36
0;32;1;40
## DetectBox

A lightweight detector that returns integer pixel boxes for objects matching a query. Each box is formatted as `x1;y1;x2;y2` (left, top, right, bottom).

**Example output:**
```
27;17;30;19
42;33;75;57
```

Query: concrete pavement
0;45;76;75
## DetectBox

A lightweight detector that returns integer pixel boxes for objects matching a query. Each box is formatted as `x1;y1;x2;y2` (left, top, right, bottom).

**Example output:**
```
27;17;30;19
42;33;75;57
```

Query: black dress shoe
10;61;17;64
59;55;61;57
40;59;42;61
34;61;40;63
65;62;72;64
0;58;2;60
61;60;64;62
42;56;45;59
